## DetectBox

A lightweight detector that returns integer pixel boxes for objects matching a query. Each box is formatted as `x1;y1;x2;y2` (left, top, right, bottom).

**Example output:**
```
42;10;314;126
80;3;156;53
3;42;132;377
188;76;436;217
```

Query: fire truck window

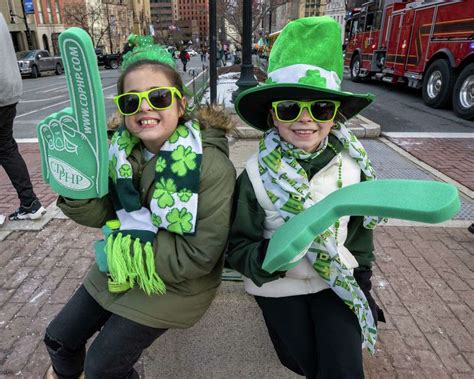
352;19;360;34
365;13;375;31
374;10;383;29
358;17;365;33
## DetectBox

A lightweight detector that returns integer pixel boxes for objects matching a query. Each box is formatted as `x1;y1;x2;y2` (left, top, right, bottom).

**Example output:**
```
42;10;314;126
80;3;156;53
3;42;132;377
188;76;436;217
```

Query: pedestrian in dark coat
0;13;45;221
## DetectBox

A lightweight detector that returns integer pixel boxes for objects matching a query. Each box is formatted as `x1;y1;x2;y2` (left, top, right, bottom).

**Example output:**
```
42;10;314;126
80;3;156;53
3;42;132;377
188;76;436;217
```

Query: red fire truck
344;0;474;120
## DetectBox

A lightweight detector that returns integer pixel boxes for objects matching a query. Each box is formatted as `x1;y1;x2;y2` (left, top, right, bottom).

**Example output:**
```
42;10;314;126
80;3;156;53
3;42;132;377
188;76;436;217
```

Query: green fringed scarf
105;120;202;295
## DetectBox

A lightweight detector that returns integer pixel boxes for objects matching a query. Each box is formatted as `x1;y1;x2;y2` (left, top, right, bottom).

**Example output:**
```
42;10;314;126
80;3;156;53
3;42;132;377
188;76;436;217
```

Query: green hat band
266;63;342;91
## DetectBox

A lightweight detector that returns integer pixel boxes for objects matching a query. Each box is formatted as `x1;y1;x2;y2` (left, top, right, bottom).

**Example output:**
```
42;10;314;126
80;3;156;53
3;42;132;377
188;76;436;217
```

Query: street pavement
0;114;473;377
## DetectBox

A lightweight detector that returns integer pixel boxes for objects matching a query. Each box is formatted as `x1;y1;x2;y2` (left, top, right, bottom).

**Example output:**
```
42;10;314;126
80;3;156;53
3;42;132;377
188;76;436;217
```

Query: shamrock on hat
234;16;375;131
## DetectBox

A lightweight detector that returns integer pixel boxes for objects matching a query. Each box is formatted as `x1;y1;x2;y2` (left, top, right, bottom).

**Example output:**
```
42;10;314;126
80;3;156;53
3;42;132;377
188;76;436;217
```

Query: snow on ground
201;72;240;107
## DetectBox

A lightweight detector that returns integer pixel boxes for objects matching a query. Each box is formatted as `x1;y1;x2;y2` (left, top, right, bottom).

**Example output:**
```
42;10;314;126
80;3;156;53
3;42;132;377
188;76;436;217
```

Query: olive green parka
57;106;236;329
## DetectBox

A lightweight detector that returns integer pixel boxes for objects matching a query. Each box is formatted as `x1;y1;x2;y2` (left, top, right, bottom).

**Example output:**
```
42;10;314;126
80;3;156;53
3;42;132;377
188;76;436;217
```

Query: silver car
16;49;63;78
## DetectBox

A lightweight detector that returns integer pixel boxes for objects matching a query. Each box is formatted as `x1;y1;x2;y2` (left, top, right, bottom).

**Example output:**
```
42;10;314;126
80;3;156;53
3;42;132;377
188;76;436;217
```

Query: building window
36;0;45;24
55;0;61;23
46;0;53;23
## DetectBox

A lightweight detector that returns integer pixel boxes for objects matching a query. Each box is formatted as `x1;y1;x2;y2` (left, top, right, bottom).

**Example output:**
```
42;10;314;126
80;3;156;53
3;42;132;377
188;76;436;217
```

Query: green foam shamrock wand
36;27;108;199
263;179;461;273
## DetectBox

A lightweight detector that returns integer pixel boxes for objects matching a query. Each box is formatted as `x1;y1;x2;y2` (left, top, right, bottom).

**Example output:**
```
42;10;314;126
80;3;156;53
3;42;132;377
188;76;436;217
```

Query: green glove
37;27;108;199
263;179;461;273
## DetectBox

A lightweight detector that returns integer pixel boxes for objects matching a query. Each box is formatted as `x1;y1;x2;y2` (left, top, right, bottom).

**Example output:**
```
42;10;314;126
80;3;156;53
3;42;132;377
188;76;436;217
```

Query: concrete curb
380;137;474;200
0;202;61;241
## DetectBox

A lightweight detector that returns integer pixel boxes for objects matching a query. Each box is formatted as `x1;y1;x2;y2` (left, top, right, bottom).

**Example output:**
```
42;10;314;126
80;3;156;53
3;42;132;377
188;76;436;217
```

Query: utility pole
232;0;258;102
105;1;113;53
268;8;272;34
12;0;34;49
209;0;217;104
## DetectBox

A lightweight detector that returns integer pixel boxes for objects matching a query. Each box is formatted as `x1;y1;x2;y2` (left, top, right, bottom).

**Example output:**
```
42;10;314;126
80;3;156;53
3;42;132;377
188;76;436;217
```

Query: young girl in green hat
43;36;236;378
227;16;384;378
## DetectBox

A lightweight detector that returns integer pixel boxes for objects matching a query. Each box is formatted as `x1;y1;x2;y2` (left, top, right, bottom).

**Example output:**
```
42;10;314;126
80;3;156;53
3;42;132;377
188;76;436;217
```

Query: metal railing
185;66;210;106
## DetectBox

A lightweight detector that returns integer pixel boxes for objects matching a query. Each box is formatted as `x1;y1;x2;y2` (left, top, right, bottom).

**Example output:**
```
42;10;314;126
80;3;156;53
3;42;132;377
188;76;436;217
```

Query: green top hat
235;16;375;131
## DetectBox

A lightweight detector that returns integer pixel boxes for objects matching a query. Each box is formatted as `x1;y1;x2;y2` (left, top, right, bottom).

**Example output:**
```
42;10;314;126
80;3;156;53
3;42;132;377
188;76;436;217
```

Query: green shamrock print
109;155;118;183
118;130;138;155
111;132;119;145
152;213;162;227
153;178;177;208
169;125;190;144
191;120;201;131
166;208;193;234
171;145;197;176
155;157;167;173
298;69;327;88
119;163;132;178
178;188;192;202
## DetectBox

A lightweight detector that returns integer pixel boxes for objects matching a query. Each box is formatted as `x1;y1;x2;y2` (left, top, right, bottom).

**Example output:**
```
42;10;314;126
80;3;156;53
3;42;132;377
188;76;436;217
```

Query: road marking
16;84;117;118
383;132;474;138
22;80;66;93
16;99;70;118
21;95;65;103
17;138;38;143
41;86;68;93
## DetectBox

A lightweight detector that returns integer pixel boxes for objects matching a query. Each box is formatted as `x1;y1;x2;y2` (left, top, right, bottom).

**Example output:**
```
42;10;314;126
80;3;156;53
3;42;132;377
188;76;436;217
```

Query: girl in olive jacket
43;43;235;379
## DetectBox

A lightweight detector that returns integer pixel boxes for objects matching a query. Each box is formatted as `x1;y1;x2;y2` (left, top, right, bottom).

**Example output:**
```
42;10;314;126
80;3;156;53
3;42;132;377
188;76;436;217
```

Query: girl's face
271;107;334;153
123;66;185;154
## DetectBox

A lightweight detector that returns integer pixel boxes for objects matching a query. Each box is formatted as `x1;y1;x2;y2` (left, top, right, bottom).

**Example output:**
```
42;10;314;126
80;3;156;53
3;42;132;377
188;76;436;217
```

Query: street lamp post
232;0;258;102
209;0;217;104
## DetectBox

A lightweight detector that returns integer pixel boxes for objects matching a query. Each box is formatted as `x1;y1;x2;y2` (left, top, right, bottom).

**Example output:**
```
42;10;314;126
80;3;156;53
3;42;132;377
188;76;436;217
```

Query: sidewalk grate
364;140;474;220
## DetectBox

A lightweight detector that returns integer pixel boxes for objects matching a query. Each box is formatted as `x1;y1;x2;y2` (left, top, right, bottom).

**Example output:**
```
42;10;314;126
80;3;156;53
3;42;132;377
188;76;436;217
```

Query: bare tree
217;0;290;45
64;2;111;49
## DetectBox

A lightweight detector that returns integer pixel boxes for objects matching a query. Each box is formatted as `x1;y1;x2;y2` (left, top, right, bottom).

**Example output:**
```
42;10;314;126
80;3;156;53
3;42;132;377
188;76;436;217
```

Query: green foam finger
263;180;461;273
36;27;108;199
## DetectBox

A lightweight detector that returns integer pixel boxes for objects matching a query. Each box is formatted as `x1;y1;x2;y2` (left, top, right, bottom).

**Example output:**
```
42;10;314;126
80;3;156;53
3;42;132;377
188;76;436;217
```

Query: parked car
95;48;121;69
16;49;63;78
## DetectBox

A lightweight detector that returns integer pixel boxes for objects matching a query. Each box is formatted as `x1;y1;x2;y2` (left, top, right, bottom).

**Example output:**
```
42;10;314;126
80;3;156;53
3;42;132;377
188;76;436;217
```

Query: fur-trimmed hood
195;104;233;132
196;104;234;157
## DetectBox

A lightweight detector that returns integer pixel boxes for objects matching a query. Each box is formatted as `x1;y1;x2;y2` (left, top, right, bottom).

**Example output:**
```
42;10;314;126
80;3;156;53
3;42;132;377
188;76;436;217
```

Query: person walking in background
179;48;190;72
200;46;207;62
0;13;45;221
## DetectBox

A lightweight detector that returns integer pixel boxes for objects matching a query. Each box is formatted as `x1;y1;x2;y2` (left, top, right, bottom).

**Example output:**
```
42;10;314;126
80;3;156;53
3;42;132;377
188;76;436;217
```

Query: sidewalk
0;117;473;377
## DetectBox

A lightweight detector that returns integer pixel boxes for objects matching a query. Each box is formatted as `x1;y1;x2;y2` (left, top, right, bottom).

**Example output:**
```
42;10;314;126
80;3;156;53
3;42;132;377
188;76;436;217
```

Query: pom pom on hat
121;34;176;71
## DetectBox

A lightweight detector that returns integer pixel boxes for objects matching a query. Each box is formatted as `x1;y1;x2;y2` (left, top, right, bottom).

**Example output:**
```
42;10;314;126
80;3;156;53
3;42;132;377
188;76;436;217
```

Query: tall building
261;0;328;35
102;0;134;53
150;0;174;39
264;1;302;33
176;0;208;47
325;0;346;42
34;0;65;54
302;0;327;17
131;0;151;35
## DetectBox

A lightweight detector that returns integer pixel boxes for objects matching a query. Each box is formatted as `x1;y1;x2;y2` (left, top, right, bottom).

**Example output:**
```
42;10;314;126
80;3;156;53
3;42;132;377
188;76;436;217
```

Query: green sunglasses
113;86;183;116
272;99;341;123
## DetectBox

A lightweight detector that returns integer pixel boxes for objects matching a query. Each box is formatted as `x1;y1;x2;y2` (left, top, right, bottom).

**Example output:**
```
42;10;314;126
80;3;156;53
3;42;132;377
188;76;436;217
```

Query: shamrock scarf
258;123;379;353
106;120;202;295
